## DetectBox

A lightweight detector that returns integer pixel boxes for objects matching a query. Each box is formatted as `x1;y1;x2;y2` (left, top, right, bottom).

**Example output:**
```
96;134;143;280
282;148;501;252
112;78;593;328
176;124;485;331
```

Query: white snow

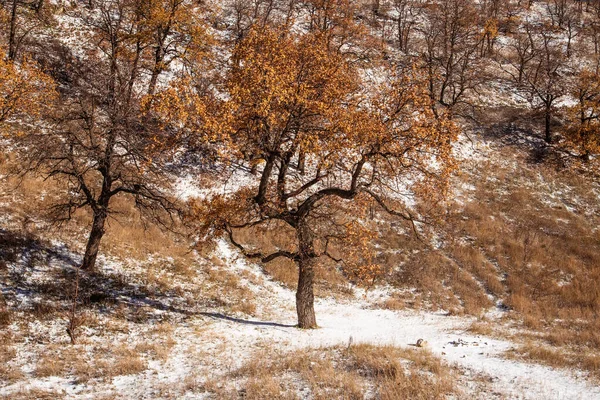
159;240;600;400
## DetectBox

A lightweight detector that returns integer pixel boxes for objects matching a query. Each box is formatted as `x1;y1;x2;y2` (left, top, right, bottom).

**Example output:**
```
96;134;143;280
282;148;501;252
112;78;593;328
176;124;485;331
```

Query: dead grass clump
111;346;148;376
231;300;257;316
205;265;257;316
35;354;68;378
135;323;176;361
228;344;457;400
393;250;492;315
112;354;147;376
0;345;23;383
381;295;407;310
468;321;493;336
0;309;10;327
2;388;64;400
244;375;296;400
507;342;572;370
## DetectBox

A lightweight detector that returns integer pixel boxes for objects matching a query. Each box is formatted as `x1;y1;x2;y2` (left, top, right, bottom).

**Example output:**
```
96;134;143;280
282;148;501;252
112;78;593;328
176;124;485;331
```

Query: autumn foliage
0;50;56;127
564;69;600;159
194;19;458;328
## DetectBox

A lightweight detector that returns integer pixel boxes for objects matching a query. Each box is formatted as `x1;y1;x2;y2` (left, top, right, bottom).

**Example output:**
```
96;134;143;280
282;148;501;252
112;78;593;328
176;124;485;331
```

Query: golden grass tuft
223;343;458;400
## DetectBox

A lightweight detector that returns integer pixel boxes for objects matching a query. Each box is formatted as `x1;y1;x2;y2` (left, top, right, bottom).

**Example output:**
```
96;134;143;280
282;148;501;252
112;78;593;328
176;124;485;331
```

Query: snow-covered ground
3;238;600;399
107;240;600;400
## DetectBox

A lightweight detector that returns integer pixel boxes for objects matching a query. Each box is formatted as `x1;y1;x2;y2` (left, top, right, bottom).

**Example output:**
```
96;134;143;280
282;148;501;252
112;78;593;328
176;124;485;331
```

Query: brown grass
468;320;493;336
0;344;23;383
204;263;257;316
442;149;600;376
216;343;458;400
1;388;65;400
35;354;69;378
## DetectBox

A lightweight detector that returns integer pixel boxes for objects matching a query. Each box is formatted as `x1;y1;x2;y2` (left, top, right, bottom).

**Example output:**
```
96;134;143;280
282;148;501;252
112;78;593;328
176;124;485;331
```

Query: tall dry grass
213;343;459;400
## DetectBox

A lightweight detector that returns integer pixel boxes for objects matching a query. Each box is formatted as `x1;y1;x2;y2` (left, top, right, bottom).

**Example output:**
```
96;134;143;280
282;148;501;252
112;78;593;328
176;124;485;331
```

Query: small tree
201;23;458;328
17;0;211;270
564;69;600;160
1;0;53;61
502;21;566;143
418;0;484;111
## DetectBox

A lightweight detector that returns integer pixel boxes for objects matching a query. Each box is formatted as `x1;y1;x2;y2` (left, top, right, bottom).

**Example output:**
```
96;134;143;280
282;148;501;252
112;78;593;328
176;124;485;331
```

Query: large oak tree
201;18;458;328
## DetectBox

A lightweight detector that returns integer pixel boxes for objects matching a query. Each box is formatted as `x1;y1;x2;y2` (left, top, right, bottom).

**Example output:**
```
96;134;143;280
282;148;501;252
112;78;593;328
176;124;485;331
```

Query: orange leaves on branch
214;9;459;298
227;24;359;161
368;65;459;204
141;77;229;151
564;69;600;159
188;187;255;238
0;50;57;127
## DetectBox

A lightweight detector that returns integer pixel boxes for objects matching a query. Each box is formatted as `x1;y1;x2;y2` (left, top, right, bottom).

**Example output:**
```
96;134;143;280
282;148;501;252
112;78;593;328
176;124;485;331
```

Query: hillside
1;0;600;399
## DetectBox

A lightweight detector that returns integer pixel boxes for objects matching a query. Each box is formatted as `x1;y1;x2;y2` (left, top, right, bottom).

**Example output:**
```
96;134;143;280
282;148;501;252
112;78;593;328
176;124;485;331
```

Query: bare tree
391;0;422;53
18;0;188;271
1;0;54;61
515;23;567;143
417;0;484;112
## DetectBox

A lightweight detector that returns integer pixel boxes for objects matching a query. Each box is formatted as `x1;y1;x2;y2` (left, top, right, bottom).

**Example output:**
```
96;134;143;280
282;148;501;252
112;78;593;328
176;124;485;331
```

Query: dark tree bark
8;0;18;60
296;218;317;328
297;151;306;174
545;105;552;143
296;258;316;328
81;209;107;270
148;44;164;95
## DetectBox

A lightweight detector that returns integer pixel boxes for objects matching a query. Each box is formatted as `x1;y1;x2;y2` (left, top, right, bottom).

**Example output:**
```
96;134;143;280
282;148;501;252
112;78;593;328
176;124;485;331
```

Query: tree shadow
472;106;569;169
0;228;294;327
200;312;297;328
0;228;196;322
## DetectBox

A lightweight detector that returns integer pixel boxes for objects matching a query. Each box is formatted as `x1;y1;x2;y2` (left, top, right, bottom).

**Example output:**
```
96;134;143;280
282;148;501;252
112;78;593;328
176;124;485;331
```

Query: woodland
1;0;600;399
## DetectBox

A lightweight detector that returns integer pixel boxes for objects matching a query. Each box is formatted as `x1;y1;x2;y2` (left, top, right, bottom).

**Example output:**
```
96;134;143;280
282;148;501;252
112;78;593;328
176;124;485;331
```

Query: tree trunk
148;65;160;96
296;257;317;328
297;150;306;174
8;0;18;60
296;218;317;329
545;106;552;143
81;210;107;270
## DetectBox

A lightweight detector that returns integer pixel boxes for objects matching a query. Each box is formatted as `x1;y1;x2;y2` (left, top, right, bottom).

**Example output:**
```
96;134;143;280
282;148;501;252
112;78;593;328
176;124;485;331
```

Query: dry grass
468;320;494;336
0;344;23;383
443;149;600;376
0;388;65;400
507;340;600;379
204;262;257;316
35;353;69;378
210;343;459;400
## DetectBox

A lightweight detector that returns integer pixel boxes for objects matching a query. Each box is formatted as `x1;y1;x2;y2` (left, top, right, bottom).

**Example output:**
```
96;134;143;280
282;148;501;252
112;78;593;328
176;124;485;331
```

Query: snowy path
172;302;600;399
156;240;600;400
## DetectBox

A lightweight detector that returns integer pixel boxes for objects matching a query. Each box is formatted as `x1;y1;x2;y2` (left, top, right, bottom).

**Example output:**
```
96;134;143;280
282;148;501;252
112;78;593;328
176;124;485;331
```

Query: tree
500;18;567;143
418;0;485;111
391;0;422;53
518;23;566;143
201;22;458;328
137;0;212;95
564;68;600;160
17;0;211;271
500;22;536;85
1;0;53;61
